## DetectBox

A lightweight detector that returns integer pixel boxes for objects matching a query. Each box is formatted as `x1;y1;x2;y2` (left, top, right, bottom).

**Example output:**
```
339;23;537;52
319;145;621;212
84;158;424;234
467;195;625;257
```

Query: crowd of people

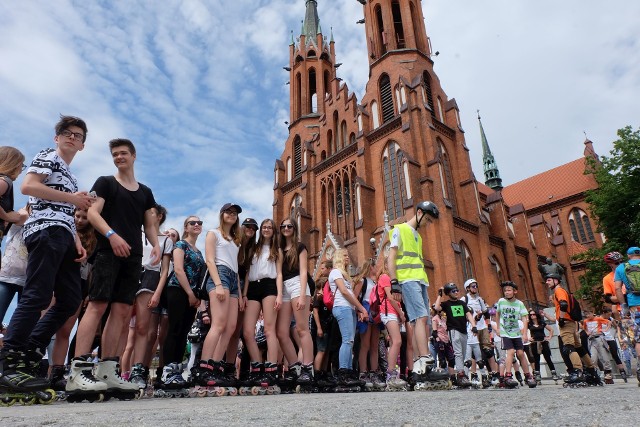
0;115;638;404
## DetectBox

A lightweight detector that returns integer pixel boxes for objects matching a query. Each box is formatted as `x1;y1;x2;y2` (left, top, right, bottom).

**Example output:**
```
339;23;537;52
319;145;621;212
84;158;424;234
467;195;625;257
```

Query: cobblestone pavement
1;382;636;426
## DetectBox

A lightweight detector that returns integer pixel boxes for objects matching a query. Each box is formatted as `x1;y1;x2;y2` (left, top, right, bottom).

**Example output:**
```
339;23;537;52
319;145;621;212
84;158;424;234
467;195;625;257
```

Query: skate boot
0;349;56;405
514;370;524;386
455;371;471;388
619;369;627;383
490;371;500;387
470;372;481;389
360;371;374;391
239;362;266;396
94;357;140;400
295;364;316;393
563;369;586;388
262;362;281;394
551;369;559;384
315;370;337;391
334;368;361;392
385;369;407;391
128;363;148;396
65;355;108;403
603;370;614;384
371;371;387;391
533;370;542;386
583;367;603;387
503;373;519;389
279;362;299;393
525;372;537;388
154;363;189;398
49;364;68;399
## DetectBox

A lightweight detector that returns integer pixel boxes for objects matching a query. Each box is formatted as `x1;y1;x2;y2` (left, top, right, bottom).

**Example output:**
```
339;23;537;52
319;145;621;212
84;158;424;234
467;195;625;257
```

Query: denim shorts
205;264;239;298
401;280;429;322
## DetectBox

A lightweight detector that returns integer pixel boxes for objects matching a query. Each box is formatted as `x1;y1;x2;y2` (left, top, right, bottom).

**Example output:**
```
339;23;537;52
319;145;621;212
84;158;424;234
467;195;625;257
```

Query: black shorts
246;278;277;302
88;251;142;305
137;268;161;296
501;337;524;351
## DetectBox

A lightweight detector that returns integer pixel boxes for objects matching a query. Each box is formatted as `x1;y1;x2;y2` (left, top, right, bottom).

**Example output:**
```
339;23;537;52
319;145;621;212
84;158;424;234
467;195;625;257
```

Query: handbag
193;267;210;301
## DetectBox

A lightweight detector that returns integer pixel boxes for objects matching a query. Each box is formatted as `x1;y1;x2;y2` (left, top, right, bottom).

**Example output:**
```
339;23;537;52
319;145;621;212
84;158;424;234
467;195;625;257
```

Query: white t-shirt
23;148;78;238
463;293;487;330
329;268;355;308
142;234;173;271
389;224;428;286
362;277;376;303
210;229;239;272
248;245;277;281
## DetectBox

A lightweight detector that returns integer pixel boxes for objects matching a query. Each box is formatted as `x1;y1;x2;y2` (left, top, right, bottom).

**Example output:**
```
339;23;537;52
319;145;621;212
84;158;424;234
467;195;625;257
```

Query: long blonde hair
0;146;25;177
332;249;351;283
376;258;389;282
353;259;373;289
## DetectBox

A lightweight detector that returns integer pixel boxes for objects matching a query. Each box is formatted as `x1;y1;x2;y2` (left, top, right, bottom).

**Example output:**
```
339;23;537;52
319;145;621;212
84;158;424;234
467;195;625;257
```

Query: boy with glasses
434;282;477;388
71;138;159;399
0;116;94;401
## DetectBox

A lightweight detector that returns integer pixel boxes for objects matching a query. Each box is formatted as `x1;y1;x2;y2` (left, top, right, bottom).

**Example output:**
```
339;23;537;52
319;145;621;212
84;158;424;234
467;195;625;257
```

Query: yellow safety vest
391;223;429;284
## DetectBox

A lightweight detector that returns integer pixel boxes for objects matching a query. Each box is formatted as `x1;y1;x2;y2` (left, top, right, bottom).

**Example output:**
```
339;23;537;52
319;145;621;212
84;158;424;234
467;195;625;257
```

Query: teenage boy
0;116;94;392
494;281;537;388
73;138;159;393
462;278;497;384
434;282;477;387
388;201;447;385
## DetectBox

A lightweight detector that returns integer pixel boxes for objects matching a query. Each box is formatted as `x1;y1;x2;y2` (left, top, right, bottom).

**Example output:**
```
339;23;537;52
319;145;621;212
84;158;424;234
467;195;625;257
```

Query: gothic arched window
460;241;474;281
293;136;302;177
422;71;436;119
438;140;457;216
569;208;595;243
380;74;394;123
382;141;406;220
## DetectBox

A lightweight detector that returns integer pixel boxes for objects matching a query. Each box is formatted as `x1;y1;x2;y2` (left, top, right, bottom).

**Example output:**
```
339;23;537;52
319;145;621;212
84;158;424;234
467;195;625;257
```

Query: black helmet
443;282;458;295
545;273;561;281
500;281;518;290
241;218;259;231
416;201;439;219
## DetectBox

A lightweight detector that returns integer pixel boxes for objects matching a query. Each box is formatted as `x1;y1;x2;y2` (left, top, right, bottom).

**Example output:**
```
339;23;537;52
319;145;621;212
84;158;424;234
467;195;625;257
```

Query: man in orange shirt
602;252;624;313
546;273;598;386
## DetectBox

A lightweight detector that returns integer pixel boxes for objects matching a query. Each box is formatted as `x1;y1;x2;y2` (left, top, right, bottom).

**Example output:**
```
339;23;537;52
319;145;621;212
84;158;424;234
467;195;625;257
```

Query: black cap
220;203;242;214
242;218;258;230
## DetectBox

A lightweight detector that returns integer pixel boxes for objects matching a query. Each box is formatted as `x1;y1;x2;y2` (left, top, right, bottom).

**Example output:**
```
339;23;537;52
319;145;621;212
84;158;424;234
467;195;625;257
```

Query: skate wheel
215;388;226;397
295;385;301;394
19;395;36;406
250;387;260;396
239;388;248;396
197;389;207;398
0;396;16;406
227;388;238;397
37;390;56;405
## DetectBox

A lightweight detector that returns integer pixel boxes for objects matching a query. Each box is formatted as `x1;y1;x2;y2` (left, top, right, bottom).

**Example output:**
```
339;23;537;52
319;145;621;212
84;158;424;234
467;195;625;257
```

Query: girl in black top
527;310;557;378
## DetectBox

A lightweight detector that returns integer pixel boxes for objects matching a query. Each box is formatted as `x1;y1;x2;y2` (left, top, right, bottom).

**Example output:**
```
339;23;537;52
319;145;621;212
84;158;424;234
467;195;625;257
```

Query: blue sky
2;1;639;321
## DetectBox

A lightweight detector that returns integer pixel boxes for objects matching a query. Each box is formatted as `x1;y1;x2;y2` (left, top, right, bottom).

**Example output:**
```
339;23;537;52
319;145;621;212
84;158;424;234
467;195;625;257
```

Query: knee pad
575;345;587;358
464;360;473;369
482;347;495;361
477;360;485;370
562;344;576;359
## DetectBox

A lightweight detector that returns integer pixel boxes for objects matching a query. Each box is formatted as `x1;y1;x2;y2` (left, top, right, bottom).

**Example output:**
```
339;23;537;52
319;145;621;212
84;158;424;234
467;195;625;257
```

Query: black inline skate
503;373;519;389
583;367;604;387
295;364;317;393
563;368;587;388
334;368;362;393
0;349;56;406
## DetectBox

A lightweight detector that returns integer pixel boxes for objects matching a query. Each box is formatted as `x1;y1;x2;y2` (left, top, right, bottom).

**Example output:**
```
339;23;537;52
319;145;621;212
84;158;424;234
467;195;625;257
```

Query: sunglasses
469;285;478;289
187;221;203;226
280;224;294;230
451;289;460;293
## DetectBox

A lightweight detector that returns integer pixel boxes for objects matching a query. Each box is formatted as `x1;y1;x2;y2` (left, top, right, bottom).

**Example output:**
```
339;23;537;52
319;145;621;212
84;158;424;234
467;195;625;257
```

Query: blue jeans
4;226;82;352
332;305;356;369
0;281;22;324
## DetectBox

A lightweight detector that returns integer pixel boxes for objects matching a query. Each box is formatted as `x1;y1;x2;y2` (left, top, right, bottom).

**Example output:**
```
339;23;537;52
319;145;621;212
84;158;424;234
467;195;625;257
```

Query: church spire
302;0;320;43
478;111;503;191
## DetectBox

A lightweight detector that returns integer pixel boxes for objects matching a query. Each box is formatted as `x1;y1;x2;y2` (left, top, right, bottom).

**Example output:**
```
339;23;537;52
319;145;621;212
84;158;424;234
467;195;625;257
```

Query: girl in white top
199;203;242;380
241;219;283;381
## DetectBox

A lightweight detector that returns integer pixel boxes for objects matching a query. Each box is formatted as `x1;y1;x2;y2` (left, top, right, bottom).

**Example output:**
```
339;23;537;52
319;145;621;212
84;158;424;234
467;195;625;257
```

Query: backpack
623;262;640;295
567;292;583;322
323;281;337;310
368;281;385;324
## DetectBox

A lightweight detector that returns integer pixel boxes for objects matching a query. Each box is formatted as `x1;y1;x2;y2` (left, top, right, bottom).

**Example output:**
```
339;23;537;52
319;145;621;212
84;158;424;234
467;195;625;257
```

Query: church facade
273;0;602;308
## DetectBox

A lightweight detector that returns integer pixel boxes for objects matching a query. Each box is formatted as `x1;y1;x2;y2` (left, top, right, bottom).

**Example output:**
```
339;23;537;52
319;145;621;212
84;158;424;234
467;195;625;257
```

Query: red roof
502;158;597;210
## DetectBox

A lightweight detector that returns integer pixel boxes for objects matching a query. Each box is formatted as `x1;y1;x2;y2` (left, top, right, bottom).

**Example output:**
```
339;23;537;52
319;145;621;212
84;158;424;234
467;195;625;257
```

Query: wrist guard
391;279;402;294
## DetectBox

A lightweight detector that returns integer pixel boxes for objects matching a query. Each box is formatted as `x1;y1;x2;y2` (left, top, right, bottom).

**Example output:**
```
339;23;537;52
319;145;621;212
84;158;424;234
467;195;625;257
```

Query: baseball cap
242;218;258;230
627;246;640;255
220;203;242;214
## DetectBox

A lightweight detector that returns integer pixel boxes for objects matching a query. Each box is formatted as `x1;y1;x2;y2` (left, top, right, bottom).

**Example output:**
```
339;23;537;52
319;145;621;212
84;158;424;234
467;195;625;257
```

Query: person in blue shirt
614;246;640;384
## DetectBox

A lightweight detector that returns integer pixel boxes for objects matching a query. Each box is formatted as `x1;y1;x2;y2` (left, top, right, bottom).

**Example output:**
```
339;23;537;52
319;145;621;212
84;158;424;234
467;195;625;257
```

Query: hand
399;313;406;324
558;318;566;328
471;326;478;335
295;296;305;311
187;292;200;307
358;310;369;322
13;209;29;225
438;288;444;297
317;327;324;338
390;279;402;302
544;336;551;342
239;296;246;312
148;292;161;308
148;245;161;266
431;330;438;341
70;191;94;210
215;285;226;302
74;244;87;263
274;295;282;311
201;312;211;325
109;233;131;257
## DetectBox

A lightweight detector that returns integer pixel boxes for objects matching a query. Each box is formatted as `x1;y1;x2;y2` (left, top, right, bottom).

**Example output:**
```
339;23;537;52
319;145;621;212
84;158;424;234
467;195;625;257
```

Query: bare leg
74;301;108;357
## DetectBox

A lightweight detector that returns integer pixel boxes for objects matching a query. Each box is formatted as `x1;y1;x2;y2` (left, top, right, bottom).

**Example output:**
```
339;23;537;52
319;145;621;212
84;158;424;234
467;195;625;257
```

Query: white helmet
464;279;478;290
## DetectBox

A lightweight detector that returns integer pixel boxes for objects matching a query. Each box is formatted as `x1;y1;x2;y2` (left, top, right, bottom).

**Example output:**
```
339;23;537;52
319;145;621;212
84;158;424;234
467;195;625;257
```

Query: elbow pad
603;294;613;304
559;300;569;312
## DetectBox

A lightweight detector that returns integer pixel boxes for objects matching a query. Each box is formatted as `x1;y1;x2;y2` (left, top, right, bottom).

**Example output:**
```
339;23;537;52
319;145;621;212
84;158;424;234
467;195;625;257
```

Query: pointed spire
302;0;320;44
478;110;503;191
330;26;334;43
290;30;295;46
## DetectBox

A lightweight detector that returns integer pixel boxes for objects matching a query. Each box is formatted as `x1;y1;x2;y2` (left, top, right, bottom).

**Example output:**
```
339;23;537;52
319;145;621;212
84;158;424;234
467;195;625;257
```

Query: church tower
478;111;503;191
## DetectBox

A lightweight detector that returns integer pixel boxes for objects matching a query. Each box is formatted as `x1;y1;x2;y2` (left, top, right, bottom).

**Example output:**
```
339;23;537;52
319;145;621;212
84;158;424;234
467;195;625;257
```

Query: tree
576;126;640;310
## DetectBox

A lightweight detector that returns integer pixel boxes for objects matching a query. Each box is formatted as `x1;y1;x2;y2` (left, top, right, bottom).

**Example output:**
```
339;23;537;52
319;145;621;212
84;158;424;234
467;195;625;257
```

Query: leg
101;302;133;357
332;306;356;369
132;293;153;365
291;295;313;366
541;340;555;371
0;281;20;324
50;304;81;365
200;287;230;360
276;301;297;364
261;295;279;363
386;320;402;373
241;301;262;362
120;322;136;374
358;325;371;373
369;326;379;372
162;287;190;365
74;301;109;356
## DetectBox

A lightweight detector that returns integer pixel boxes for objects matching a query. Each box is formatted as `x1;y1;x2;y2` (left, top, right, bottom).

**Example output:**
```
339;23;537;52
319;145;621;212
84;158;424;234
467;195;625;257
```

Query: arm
312;303;323;337
173;247;199;307
296;248;308;311
274;249;283;310
21;172;93;210
521;316;528;340
143;208;160;265
149;254;172;308
614;280;626;313
334;277;368;319
494;310;500;337
0;179;28;224
466;310;477;332
205;231;226;302
353;278;364;305
545;324;554;340
433;289;443;312
383;286;405;322
87;197;131;257
387;246;402;302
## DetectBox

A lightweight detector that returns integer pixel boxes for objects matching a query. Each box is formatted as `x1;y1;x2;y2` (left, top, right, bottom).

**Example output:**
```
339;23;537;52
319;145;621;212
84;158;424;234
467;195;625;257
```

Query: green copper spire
302;0;320;44
478;110;503;191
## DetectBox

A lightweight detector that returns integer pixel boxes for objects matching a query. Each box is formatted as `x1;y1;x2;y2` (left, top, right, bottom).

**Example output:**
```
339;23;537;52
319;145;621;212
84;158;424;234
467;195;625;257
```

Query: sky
2;1;639;320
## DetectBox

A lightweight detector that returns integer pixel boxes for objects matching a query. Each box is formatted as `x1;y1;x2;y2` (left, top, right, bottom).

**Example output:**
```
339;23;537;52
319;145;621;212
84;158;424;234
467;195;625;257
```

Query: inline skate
65;355;107;403
0;349;56;406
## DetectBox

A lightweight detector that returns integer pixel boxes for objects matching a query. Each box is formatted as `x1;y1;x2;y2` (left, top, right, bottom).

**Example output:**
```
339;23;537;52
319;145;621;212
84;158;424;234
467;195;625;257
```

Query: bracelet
215;283;222;287
105;229;115;238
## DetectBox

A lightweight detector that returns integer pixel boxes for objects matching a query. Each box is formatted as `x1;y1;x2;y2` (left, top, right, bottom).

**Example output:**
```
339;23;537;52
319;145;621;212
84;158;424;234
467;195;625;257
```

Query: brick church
273;0;603;308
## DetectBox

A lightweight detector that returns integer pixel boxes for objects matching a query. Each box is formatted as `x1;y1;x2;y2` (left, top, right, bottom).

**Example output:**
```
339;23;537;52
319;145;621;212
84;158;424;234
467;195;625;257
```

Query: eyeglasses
223;210;238;216
59;129;85;141
187;221;203;226
280;224;294;230
451;289;460;293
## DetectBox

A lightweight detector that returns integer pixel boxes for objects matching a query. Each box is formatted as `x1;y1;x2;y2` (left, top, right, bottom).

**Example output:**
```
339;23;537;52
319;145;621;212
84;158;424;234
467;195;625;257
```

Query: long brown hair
75;208;96;256
279;217;300;271
239;225;257;270
252;219;279;262
353;259;373;288
218;209;241;245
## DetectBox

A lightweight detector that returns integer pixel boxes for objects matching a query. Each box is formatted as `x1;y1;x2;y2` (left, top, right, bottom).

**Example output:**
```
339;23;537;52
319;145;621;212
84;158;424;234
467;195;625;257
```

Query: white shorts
380;313;399;325
282;276;311;303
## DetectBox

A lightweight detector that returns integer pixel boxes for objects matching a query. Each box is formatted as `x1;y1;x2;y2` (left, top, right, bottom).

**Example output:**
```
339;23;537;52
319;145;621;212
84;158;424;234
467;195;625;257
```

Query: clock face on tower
325;246;335;260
